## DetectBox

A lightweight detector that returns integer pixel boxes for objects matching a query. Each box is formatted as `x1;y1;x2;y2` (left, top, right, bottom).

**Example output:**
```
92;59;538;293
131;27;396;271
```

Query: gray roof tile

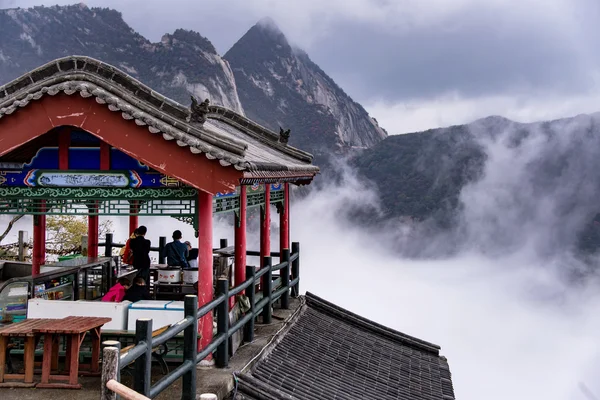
235;293;455;400
0;56;319;180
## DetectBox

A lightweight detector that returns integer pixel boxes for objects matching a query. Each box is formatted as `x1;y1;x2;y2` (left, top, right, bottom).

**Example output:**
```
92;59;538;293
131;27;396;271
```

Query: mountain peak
239;17;290;49
256;16;280;32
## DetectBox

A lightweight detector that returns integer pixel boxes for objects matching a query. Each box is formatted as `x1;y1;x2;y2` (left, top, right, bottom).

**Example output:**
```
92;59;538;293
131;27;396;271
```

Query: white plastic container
127;300;184;331
182;269;198;284
157;268;181;283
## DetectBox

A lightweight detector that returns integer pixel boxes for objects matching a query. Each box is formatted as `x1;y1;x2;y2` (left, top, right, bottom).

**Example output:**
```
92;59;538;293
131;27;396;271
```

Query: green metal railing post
181;295;198;400
281;248;291;309
104;233;113;257
262;256;272;324
133;318;153;396
215;279;229;368
291;242;300;297
244;265;256;342
158;236;167;264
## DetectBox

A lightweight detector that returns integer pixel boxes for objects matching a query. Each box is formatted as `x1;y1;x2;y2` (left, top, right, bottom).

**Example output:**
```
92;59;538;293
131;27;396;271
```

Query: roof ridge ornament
190;96;210;125
279;127;291;144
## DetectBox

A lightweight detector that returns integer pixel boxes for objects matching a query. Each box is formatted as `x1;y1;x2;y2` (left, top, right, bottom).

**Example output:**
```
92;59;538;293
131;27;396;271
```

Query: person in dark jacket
164;230;189;268
123;277;151;303
130;225;151;286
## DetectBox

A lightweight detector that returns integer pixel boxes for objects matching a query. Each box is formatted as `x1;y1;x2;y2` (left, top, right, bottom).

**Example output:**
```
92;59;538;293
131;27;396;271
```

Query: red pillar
32;200;47;275
260;184;271;288
129;201;139;235
87;206;99;257
233;185;247;305
280;183;290;252
88;142;110;258
197;190;214;354
32;213;44;276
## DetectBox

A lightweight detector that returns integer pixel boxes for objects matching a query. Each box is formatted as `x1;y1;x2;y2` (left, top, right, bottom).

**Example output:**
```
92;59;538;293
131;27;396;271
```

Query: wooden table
34;316;111;389
0;318;54;387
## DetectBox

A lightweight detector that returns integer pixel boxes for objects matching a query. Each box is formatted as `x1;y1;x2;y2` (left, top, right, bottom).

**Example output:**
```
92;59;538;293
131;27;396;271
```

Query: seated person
102;277;131;302
184;241;199;269
123;277;151;303
164;230;189;268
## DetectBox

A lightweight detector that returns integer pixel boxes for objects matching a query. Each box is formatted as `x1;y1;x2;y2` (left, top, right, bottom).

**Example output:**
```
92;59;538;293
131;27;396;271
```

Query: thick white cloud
366;88;600;134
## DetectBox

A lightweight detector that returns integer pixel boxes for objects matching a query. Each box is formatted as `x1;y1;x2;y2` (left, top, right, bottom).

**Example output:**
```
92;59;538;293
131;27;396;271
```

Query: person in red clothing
102;277;131;302
120;229;139;265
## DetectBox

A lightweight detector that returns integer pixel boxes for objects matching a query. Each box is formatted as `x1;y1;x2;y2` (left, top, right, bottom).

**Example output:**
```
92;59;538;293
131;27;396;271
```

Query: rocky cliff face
0;4;244;113
225;18;387;157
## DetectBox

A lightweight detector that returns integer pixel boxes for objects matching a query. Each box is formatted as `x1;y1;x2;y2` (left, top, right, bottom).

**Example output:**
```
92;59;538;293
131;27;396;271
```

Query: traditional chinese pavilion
0;56;319;349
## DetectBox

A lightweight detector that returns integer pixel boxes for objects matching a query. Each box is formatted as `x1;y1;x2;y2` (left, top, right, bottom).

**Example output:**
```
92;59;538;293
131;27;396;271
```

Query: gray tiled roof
235;293;455;400
0;56;319;180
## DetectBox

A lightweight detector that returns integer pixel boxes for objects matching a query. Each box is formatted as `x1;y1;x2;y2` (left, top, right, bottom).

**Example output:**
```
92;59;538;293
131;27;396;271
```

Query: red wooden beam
0;94;242;194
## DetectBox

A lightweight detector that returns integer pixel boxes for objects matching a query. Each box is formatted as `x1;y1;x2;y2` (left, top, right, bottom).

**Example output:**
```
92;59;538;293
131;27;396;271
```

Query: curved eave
241;170;318;185
0;55;319;174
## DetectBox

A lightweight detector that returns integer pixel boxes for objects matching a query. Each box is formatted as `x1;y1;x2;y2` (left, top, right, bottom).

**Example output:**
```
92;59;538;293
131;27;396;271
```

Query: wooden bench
120;325;171;375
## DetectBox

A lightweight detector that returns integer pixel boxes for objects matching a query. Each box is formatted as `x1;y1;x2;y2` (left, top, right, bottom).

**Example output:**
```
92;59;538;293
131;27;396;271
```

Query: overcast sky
3;0;600;134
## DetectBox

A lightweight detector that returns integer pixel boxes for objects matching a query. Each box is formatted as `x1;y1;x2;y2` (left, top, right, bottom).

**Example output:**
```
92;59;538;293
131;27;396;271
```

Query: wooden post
244;265;256;343
101;344;119;400
18;230;26;262
262;256;272;324
107;380;151;400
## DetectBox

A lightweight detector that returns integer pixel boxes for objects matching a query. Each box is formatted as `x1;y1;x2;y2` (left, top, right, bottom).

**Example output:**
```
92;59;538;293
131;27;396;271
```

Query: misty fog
3;118;600;399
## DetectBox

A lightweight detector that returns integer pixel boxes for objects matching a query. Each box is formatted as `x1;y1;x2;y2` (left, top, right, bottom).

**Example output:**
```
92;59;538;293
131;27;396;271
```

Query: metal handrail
102;242;300;400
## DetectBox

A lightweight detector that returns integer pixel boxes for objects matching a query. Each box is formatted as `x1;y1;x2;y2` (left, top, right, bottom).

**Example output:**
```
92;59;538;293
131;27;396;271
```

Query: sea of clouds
3;118;600;399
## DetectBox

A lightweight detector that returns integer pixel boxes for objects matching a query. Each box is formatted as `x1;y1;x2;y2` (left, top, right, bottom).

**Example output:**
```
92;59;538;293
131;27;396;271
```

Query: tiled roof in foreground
0;56;319;182
235;292;456;400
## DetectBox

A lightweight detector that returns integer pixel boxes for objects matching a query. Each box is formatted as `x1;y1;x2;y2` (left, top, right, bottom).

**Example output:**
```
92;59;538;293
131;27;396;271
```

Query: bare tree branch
0;214;24;243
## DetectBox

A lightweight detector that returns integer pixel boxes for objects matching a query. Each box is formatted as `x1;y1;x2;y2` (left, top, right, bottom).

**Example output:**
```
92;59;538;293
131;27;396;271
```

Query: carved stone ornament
190;96;210;125
279;127;291;144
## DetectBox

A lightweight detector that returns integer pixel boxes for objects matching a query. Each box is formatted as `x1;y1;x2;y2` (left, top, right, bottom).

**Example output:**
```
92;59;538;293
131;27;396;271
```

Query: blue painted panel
24;148;59;169
69;148;100;170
